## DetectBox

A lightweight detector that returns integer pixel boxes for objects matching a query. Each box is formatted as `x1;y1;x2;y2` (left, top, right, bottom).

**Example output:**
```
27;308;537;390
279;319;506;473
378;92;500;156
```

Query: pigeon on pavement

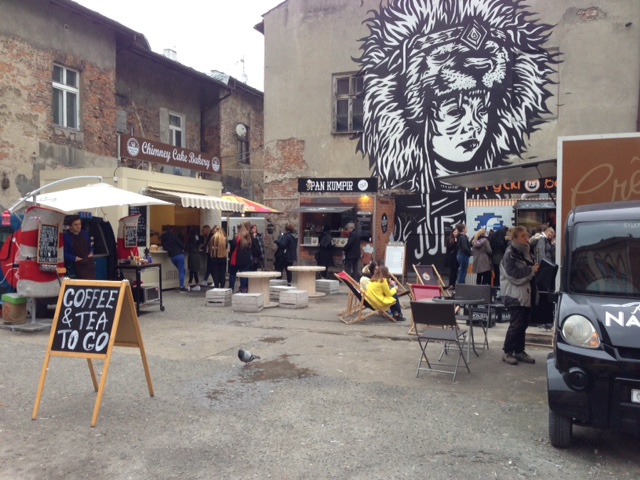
238;349;260;365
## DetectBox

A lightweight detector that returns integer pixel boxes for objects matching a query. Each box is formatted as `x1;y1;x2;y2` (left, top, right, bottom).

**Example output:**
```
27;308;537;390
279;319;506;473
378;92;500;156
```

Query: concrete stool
270;279;287;286
232;293;264;313
270;285;297;302
316;279;339;295
279;289;308;309
205;288;232;307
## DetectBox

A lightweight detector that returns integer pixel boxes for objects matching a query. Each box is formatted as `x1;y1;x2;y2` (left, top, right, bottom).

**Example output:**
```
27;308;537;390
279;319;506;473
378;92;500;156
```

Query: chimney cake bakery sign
119;134;221;175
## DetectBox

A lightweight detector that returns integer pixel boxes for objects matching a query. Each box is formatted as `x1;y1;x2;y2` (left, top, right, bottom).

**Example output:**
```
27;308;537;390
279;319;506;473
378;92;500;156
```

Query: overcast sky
74;0;284;91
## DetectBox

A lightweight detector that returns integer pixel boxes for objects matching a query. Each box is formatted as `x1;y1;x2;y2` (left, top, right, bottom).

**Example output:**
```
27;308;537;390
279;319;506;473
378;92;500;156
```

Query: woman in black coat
445;227;459;289
316;225;334;278
275;224;298;285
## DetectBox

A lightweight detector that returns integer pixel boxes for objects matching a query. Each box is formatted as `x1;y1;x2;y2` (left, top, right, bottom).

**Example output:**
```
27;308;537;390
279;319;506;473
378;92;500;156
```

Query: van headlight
561;315;601;348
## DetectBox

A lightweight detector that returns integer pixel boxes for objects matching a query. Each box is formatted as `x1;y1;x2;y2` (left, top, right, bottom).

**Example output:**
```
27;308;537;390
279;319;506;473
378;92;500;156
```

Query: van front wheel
549;409;572;448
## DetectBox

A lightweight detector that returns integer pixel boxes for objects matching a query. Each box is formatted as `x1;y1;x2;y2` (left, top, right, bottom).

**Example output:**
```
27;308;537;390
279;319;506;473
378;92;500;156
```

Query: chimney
163;48;177;61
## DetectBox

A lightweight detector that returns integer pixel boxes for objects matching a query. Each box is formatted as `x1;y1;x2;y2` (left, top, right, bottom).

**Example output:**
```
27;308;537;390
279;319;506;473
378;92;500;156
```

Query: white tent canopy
31;183;172;213
145;187;245;213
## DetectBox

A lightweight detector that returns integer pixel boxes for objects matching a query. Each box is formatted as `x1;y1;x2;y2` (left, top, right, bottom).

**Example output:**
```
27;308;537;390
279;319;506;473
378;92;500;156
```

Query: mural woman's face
430;95;489;164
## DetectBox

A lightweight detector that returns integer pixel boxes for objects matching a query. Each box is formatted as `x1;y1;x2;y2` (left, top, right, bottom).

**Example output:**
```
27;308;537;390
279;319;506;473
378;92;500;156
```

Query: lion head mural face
357;0;558;194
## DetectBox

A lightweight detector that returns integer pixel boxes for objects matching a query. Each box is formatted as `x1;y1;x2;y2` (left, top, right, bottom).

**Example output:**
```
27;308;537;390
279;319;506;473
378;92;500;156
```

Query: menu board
356;211;372;241
37;224;59;265
128;206;147;247
385;242;406;276
124;225;137;248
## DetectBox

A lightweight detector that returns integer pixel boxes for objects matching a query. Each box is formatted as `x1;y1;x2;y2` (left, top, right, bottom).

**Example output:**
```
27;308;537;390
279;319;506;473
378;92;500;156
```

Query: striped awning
145;188;245;213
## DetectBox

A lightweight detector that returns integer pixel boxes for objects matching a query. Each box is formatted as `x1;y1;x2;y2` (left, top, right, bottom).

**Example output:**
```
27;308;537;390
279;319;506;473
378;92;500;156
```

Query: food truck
440;133;640;447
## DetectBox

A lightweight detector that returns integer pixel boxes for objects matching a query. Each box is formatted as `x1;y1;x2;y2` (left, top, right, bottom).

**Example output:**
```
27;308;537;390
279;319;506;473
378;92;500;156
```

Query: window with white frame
169;113;183;146
52;65;79;129
333;73;364;133
237;128;250;164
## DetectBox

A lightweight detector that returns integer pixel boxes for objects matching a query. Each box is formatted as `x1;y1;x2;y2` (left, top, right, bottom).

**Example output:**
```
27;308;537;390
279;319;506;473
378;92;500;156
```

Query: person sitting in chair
366;265;405;321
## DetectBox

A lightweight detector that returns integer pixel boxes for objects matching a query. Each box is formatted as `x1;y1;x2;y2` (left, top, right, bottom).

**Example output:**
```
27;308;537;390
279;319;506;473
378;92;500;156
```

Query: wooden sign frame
37;223;59;266
32;279;154;427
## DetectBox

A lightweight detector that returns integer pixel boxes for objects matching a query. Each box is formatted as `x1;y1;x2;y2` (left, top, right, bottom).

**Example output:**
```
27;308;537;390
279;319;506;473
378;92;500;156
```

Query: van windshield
569;221;640;297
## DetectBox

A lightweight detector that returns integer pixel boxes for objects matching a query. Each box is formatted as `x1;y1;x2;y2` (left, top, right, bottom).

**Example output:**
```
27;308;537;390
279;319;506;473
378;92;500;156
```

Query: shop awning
145;188;245;213
437;159;557;189
291;205;353;213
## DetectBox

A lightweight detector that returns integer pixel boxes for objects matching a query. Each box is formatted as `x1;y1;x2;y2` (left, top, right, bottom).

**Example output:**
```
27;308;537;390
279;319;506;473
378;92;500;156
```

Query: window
53;65;79;129
169;113;183;147
237;128;249;164
333;73;364;133
569;221;640;297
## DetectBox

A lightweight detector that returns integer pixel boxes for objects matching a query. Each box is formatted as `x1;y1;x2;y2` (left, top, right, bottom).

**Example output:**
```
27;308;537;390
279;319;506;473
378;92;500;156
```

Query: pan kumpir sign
119;134;221;175
298;177;378;193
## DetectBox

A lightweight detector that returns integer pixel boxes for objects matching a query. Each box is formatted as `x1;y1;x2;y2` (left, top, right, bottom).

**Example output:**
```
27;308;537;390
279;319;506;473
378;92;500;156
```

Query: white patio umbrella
31;183;172;213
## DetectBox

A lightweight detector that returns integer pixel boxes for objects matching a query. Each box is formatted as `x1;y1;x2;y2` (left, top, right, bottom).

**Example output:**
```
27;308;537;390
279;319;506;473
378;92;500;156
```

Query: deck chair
452;283;493;352
335;271;359;320
334;271;397;324
407;284;442;335
410;301;470;382
389;272;411;298
413;264;452;297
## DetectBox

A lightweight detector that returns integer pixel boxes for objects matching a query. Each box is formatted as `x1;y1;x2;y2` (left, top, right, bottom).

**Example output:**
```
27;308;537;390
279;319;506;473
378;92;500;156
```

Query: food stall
39;166;243;290
293;177;395;269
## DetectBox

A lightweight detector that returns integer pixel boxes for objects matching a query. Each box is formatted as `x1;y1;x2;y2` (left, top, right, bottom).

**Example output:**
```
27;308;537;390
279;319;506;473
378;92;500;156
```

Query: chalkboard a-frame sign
32;279;154;427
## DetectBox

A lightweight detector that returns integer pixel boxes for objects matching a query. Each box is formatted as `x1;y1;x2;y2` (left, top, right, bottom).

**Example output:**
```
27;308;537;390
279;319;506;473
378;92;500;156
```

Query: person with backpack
490;226;509;288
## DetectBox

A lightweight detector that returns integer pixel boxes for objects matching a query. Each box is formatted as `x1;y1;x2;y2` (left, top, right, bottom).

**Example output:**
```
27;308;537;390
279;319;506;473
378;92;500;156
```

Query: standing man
63;215;96;280
501;226;540;365
161;226;188;293
343;222;361;281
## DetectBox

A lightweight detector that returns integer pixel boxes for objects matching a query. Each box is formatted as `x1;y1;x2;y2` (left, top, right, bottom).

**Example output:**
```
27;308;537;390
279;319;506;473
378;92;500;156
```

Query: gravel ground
1;286;640;479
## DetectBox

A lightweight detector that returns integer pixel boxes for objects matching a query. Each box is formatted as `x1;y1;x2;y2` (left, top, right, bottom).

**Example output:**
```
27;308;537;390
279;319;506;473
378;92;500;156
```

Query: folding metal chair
453;283;493;352
410;301;470;382
407;284;442;335
334;271;396;324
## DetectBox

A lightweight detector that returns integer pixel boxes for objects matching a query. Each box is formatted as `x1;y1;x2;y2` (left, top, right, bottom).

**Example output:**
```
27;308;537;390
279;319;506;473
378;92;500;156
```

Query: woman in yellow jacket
366;265;405;321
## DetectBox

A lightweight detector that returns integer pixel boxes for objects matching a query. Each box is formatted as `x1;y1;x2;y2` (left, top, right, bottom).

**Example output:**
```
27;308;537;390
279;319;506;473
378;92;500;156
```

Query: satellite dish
236;124;247;137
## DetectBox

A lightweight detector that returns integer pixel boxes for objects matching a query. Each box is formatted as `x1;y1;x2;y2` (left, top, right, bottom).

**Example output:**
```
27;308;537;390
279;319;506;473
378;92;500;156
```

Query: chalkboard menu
51;284;120;354
357;211;372;240
128;205;147;247
124;225;137;248
37;224;59;265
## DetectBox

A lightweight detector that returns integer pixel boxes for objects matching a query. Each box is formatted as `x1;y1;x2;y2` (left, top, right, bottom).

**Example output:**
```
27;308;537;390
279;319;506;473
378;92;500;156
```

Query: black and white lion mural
357;0;559;263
